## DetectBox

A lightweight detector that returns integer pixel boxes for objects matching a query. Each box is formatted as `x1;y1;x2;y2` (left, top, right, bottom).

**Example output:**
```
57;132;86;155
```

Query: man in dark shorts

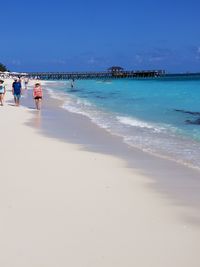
12;78;22;106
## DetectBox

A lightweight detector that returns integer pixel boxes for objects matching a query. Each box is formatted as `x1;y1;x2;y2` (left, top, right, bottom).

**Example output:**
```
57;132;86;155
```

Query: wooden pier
27;69;165;80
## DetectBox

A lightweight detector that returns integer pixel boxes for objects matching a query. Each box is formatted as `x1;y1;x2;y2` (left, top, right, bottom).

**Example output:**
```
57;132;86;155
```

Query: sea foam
117;116;164;133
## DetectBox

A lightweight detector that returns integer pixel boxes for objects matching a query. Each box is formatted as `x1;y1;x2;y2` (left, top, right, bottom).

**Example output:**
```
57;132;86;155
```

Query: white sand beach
0;78;200;267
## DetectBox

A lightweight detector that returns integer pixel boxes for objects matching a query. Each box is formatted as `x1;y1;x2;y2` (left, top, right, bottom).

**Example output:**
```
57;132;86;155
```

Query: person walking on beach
24;77;29;90
71;78;75;89
12;78;22;106
0;80;6;106
33;83;43;110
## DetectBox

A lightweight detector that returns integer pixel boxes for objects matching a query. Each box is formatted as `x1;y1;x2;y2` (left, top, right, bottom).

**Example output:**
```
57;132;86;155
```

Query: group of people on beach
0;78;43;110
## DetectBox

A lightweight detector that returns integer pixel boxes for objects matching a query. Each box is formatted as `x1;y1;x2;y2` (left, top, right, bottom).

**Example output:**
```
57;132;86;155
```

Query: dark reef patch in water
67;89;82;93
175;109;200;116
185;118;200;125
95;95;108;99
174;109;200;125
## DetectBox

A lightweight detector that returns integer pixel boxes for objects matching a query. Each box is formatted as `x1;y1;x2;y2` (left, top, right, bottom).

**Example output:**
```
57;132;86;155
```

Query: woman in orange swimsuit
33;83;43;110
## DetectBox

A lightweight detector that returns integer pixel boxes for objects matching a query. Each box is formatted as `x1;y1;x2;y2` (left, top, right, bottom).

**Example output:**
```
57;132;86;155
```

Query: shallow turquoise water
48;77;200;169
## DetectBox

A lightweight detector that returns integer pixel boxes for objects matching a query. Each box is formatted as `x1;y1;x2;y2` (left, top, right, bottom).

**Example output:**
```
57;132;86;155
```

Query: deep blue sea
47;77;200;169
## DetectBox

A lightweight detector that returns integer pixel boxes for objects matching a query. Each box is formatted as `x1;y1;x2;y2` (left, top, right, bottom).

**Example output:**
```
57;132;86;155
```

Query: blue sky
1;0;200;72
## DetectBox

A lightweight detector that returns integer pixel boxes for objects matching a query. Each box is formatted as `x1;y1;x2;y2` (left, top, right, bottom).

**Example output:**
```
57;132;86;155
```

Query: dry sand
0;79;200;267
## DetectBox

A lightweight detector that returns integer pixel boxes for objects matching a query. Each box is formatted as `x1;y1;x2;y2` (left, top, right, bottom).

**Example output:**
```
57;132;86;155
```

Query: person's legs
38;98;42;110
0;94;3;105
14;95;17;105
35;98;42;110
35;99;39;110
15;95;20;106
16;97;19;106
3;93;5;103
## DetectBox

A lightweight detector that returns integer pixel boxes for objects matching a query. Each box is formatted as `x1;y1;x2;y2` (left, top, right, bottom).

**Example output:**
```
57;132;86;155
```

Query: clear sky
1;0;200;72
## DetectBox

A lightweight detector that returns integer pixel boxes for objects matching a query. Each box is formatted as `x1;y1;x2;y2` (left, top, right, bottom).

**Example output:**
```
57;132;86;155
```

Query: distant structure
108;66;124;74
3;70;200;81
26;67;165;80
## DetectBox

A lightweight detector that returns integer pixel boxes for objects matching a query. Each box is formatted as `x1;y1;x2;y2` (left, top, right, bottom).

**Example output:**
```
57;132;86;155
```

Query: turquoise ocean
47;76;200;169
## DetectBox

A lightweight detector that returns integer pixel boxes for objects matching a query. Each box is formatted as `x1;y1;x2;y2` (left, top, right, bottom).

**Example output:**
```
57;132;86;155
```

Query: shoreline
47;79;200;172
1;79;200;266
37;81;200;171
27;82;200;222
